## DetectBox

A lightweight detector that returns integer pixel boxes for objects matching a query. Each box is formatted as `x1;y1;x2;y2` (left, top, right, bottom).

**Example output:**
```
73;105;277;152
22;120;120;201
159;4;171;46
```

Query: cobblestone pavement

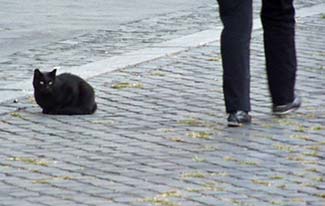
0;0;323;87
1;2;325;206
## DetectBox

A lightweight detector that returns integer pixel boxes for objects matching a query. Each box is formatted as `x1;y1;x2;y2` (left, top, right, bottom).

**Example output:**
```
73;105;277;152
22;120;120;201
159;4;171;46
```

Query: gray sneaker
272;96;301;116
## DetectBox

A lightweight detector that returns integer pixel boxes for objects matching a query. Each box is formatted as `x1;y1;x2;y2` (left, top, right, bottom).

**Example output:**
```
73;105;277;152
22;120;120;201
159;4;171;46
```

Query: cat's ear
50;69;57;77
34;69;42;77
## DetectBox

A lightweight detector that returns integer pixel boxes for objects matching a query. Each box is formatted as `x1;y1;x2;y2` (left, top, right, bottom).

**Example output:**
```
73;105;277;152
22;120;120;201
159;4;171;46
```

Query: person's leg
217;0;253;114
261;0;297;106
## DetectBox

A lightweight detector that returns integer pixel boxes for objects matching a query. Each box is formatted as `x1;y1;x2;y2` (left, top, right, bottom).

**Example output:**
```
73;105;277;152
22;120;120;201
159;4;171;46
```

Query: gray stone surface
0;1;325;206
0;0;323;88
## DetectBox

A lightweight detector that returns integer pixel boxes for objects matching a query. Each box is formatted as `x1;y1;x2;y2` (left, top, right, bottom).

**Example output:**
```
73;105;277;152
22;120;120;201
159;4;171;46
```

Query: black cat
33;69;97;115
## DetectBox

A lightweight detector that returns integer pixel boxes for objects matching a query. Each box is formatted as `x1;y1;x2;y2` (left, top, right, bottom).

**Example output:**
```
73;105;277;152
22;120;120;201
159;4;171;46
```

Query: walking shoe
227;111;251;127
273;96;301;116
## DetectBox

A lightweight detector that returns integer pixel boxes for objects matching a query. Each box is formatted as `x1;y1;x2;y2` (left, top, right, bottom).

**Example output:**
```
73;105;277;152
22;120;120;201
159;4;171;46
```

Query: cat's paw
42;109;54;114
42;109;49;114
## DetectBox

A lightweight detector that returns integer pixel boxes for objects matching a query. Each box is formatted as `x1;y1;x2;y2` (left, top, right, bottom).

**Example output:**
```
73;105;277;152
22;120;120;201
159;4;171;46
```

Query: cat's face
33;69;57;93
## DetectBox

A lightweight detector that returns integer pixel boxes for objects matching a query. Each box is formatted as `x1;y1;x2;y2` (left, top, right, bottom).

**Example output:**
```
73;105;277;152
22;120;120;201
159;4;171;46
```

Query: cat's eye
48;81;53;85
40;81;44;85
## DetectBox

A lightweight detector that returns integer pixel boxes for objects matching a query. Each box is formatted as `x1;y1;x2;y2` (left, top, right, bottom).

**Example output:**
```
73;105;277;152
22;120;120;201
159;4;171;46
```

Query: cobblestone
1;1;325;206
0;1;323;88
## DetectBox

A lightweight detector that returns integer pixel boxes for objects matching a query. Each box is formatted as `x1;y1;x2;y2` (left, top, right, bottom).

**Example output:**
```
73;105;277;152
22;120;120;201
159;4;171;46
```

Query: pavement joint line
0;3;324;104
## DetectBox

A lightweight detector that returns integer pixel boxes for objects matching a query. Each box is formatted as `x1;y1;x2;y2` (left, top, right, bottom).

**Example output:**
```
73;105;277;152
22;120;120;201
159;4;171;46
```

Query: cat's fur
33;69;97;115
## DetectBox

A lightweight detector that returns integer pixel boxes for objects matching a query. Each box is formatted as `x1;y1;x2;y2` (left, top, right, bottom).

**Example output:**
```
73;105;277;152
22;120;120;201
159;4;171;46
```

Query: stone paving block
1;3;325;206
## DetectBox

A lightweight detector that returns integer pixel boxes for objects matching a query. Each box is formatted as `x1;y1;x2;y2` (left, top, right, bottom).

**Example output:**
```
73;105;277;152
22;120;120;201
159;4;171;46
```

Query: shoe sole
273;106;300;116
227;122;242;127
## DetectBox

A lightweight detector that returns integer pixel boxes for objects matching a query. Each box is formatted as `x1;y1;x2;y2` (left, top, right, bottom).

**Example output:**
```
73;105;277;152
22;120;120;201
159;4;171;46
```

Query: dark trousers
217;0;297;113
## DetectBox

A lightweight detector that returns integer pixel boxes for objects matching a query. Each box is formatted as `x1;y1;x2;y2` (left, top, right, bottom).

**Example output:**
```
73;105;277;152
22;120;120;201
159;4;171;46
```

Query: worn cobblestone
1;2;325;206
0;1;323;88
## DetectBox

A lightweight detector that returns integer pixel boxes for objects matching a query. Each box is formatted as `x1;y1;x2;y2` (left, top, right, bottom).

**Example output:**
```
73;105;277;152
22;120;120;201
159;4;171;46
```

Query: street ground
0;1;325;206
